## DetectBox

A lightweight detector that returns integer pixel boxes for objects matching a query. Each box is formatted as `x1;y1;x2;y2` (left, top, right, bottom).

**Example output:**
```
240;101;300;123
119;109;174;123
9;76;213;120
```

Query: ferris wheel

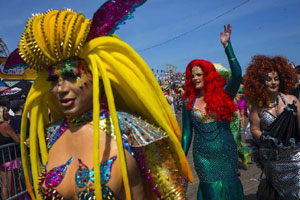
0;38;10;64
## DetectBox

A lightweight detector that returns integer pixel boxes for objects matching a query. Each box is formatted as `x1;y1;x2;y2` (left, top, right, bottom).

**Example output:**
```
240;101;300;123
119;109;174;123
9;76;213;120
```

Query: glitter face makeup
192;66;204;89
47;57;93;117
264;71;280;94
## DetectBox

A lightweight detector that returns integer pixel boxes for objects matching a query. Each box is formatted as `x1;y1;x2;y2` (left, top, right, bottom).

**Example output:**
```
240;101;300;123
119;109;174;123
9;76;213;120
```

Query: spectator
9;99;26;135
163;85;176;115
290;65;300;99
0;105;21;199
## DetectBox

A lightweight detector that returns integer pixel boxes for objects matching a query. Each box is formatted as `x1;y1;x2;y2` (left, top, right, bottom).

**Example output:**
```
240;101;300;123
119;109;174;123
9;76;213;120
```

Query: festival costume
182;42;244;200
40;106;186;199
230;114;251;168
259;94;300;199
237;98;248;117
12;0;193;199
230;97;251;169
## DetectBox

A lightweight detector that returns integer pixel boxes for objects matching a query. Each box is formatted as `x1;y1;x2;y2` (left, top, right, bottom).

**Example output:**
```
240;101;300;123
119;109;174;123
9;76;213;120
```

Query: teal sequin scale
191;112;238;182
76;156;118;200
191;111;244;199
230;116;251;165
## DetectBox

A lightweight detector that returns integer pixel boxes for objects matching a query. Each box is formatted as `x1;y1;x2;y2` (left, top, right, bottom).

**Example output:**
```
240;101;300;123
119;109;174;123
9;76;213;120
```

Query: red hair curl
183;59;237;122
243;55;296;107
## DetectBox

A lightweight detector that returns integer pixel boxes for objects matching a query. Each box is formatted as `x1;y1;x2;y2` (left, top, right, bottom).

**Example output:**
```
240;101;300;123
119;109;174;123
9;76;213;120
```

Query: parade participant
181;24;244;199
236;86;248;133
243;55;300;199
13;0;192;199
230;103;251;169
231;86;251;169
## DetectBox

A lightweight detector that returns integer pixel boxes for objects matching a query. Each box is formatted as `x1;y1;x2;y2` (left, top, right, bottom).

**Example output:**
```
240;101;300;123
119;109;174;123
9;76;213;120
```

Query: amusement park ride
166;64;178;75
0;38;9;65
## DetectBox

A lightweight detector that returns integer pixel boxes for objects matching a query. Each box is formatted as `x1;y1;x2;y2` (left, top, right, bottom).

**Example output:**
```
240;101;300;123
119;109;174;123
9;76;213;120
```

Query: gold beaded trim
18;9;91;70
74;20;91;56
53;10;63;61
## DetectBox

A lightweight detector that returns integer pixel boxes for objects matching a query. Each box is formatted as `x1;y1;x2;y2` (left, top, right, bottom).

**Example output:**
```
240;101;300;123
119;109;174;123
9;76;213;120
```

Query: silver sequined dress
260;99;300;199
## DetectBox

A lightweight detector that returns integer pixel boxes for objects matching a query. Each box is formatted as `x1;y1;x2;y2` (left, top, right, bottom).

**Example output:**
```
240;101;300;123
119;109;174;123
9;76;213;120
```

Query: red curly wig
243;55;296;107
183;59;237;122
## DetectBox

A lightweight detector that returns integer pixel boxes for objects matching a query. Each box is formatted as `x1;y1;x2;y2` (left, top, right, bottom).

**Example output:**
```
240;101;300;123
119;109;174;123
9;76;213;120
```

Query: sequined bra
39;111;121;200
260;110;276;130
260;94;286;131
190;100;221;141
192;108;215;123
191;98;215;124
39;156;118;200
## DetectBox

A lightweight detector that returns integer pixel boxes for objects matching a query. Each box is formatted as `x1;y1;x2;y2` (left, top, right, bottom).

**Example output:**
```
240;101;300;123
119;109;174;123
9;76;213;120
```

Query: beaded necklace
66;110;93;127
266;93;284;116
46;99;115;149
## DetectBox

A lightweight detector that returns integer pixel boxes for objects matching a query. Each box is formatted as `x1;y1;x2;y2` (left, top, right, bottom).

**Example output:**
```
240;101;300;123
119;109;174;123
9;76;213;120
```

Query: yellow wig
20;10;193;200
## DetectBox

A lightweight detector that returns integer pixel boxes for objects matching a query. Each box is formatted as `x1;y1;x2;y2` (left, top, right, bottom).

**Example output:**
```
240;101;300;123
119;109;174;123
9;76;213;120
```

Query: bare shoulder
122;150;145;199
250;103;261;113
0;122;12;131
1;122;9;127
281;93;299;104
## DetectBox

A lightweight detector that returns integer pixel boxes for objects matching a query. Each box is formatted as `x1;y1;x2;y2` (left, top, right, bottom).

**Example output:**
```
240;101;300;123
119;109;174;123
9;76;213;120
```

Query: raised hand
220;24;231;48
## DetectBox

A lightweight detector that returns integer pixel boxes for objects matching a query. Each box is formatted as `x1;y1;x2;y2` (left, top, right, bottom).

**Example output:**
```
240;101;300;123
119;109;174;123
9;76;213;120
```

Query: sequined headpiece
16;0;146;71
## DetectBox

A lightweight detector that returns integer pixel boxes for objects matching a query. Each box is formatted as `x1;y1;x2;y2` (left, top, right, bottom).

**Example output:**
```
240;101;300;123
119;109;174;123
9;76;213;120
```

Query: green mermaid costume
230;115;251;169
182;42;244;200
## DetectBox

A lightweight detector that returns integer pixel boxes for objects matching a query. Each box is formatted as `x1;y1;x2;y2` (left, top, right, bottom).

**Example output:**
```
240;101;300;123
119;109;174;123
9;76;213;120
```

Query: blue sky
1;0;300;73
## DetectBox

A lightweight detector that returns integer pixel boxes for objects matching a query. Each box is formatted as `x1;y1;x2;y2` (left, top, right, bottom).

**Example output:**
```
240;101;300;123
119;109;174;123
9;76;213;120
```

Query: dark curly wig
183;59;237;122
243;55;296;107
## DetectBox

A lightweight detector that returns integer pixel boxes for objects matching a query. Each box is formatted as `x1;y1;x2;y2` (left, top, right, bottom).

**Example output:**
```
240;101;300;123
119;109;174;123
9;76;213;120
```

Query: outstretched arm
221;24;242;98
181;100;193;156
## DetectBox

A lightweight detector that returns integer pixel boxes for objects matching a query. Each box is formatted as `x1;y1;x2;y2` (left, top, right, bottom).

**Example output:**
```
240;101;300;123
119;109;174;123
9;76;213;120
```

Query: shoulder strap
279;93;286;105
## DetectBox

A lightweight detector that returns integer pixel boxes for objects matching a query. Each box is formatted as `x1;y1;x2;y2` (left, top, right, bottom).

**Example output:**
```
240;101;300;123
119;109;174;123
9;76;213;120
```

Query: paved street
175;112;260;200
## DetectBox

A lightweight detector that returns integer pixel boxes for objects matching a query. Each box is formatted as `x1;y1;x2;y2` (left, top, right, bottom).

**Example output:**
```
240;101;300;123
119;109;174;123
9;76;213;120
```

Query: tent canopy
0;80;32;100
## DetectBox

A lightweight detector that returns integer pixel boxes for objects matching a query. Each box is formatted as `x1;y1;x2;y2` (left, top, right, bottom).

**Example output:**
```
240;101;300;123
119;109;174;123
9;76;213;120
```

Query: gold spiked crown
19;9;91;70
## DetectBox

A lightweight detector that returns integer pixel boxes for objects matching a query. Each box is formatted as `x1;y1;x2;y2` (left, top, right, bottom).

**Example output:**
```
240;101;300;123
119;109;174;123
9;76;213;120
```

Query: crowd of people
161;84;185;115
0;0;299;200
0;99;27;199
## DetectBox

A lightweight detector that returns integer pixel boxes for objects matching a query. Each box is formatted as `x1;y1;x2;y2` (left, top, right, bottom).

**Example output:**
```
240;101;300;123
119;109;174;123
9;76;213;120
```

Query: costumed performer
181;24;244;200
11;0;193;199
243;55;300;199
230;86;251;169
